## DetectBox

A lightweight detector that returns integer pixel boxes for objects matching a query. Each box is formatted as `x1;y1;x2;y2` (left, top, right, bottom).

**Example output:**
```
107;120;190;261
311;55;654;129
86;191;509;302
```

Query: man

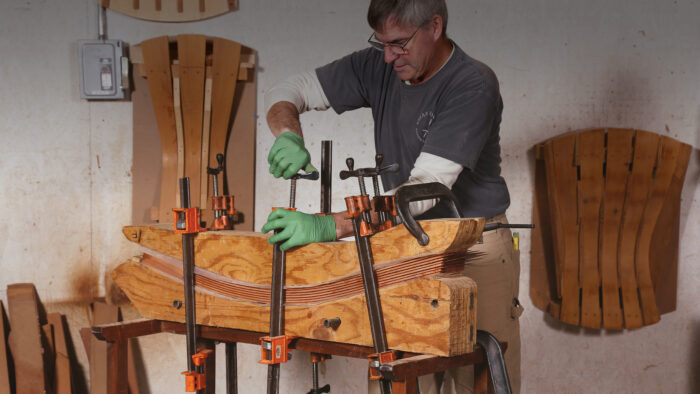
261;1;522;392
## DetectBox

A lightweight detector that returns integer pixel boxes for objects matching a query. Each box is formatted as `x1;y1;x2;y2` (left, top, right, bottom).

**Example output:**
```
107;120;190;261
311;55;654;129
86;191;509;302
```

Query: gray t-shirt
315;44;509;219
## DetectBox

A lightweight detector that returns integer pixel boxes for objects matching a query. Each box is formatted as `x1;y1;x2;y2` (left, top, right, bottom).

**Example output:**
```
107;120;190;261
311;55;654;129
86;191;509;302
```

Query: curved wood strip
577;130;605;328
545;134;580;325
123;218;484;286
111;259;476;356
139;250;469;304
141;36;178;223
177;34;206;207
618;130;658;329
635;136;680;326
600;128;633;329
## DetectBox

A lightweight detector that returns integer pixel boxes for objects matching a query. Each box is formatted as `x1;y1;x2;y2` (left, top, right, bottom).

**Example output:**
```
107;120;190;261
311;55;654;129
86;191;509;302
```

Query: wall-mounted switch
78;39;129;100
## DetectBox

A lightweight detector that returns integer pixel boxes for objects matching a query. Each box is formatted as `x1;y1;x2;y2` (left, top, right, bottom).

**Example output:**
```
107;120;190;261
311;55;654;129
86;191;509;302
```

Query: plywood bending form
530;128;692;330
113;218;484;356
132;35;255;229
100;0;237;22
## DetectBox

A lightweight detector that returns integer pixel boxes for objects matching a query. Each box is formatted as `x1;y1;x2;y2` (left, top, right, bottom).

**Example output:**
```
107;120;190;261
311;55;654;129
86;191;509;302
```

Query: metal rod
179;178;197;373
350;217;391;394
289;178;297;209
321;141;332;214
97;4;107;41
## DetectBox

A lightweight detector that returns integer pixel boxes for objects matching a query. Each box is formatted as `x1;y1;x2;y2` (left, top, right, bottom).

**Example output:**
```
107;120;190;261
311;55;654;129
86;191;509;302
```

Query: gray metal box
78;39;129;100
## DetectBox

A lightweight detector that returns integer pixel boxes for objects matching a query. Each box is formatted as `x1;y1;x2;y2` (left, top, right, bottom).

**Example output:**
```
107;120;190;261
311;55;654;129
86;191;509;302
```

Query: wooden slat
577;129;605;328
112;259;477;356
122;218;484;286
177;34;207;208
618;130;659;329
207;38;242;205
599;128;634;330
47;314;72;394
90;301;119;394
650;142;692;313
635;136;681;326
0;301;11;394
199;69;214;209
7;284;48;394
141;36;178;224
42;323;55;393
544;134;580;325
171;65;185;197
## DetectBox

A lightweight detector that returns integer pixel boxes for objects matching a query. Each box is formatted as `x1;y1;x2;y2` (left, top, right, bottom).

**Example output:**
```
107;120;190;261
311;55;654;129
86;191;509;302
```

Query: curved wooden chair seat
530;128;691;329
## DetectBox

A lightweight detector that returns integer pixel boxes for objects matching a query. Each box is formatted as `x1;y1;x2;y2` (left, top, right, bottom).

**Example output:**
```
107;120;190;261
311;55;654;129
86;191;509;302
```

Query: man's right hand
267;131;317;179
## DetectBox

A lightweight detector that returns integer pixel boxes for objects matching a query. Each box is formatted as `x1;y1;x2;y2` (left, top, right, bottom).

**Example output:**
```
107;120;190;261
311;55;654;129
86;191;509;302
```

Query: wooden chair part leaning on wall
131;35;256;226
530;128;692;330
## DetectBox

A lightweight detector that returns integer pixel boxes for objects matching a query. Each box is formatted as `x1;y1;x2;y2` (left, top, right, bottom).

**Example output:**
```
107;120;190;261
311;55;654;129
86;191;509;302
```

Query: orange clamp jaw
345;195;376;236
259;335;295;365
368;351;397;380
173;207;206;234
182;349;214;392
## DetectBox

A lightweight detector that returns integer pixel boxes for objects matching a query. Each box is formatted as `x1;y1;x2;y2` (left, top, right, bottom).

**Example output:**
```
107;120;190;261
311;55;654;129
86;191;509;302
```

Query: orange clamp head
344;195;372;218
182;371;206;392
367;351;397;380
172;207;205;234
192;349;214;367
260;335;295;365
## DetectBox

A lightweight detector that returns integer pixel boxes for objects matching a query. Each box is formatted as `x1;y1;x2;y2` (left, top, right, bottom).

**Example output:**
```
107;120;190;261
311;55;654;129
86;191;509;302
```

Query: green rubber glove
261;209;336;251
268;132;318;179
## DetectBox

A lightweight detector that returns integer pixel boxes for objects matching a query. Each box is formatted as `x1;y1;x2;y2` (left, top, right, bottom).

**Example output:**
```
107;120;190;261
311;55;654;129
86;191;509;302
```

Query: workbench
90;319;506;394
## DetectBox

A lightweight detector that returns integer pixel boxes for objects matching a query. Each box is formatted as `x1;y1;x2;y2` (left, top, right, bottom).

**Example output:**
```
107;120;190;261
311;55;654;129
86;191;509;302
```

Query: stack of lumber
113;218;485;356
530;128;692;329
1;284;73;394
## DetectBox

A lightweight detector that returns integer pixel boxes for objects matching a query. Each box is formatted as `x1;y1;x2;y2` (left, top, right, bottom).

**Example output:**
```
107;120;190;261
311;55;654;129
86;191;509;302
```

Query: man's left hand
261;209;336;251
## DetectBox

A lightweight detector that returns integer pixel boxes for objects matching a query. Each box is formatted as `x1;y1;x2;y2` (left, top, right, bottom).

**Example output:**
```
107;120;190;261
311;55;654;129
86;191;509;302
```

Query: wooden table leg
197;338;216;393
226;342;237;394
392;377;416;394
106;339;129;394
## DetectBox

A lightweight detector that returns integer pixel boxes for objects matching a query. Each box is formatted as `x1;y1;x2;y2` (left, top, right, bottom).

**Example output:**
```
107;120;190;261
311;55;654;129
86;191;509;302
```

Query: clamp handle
395;182;462;246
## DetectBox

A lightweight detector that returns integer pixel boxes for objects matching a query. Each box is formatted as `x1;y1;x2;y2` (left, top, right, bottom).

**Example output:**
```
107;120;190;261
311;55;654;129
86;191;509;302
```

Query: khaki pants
369;214;522;394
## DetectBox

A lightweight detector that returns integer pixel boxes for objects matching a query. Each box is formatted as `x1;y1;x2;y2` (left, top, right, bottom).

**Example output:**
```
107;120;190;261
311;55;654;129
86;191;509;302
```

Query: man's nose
383;48;399;64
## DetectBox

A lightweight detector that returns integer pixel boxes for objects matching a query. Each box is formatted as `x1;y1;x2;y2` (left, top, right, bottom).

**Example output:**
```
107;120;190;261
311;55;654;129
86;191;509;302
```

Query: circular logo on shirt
415;111;435;142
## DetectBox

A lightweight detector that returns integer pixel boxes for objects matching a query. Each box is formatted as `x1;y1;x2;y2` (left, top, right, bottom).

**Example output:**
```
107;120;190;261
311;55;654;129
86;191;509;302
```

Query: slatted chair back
100;0;238;22
137;35;244;224
531;128;691;329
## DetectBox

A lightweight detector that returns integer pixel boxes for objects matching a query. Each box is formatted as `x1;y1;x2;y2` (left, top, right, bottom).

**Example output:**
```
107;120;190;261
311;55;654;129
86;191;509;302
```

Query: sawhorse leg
226;342;237;394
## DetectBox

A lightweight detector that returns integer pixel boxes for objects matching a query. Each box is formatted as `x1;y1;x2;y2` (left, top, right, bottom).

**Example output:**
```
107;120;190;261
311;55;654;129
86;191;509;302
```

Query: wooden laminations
100;0;237;22
0;302;10;394
122;218;484;286
112;257;477;356
7;284;47;394
141;36;178;224
177;34;207;208
530;128;692;329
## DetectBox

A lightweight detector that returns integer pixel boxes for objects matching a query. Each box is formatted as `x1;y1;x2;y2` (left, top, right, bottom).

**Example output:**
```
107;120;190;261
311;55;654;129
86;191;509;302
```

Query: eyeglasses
367;28;419;55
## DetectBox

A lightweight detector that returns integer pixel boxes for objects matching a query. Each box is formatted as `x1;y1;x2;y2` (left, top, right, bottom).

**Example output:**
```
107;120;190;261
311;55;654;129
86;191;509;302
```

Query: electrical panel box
78;39;129;100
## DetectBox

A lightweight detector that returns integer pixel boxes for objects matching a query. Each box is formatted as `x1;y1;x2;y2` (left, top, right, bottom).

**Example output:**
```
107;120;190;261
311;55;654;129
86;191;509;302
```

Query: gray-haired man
262;1;522;392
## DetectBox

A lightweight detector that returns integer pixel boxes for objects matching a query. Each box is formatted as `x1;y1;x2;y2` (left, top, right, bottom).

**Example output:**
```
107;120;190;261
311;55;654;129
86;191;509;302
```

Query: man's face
374;18;438;84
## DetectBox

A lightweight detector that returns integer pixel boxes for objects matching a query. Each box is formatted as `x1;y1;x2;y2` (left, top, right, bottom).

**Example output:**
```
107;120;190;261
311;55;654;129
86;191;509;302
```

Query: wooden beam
0;301;11;394
90;301;119;394
7;284;48;394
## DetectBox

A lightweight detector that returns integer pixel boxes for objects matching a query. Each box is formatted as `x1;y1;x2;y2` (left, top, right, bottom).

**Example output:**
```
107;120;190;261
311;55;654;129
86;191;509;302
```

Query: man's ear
430;14;443;41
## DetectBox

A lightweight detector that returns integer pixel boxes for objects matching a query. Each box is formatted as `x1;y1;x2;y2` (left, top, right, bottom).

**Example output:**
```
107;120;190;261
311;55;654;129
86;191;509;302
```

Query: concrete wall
0;0;698;392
